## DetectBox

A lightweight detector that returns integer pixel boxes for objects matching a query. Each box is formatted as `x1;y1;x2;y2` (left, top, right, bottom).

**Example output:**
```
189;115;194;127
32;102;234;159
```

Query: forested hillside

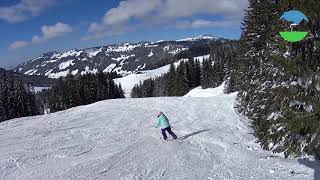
131;41;238;97
37;72;125;114
228;0;320;158
0;68;56;87
0;71;40;122
0;70;124;122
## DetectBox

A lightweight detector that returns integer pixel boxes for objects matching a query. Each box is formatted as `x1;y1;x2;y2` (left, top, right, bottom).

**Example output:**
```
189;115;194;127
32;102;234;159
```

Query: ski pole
171;125;180;132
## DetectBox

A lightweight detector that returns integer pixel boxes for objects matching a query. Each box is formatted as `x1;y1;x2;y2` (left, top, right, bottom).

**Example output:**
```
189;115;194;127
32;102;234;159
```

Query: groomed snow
50;50;81;59
176;35;219;42
114;65;170;97
81;66;98;75
0;85;317;180
184;82;225;97
111;55;135;62
33;86;51;93
24;69;38;75
169;48;189;55
59;60;75;70
71;69;79;76
103;64;117;73
48;70;70;79
85;48;103;58
107;43;141;53
148;50;154;57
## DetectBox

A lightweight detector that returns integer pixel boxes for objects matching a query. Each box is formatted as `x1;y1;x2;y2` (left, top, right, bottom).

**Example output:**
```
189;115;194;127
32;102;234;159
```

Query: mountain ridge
14;35;226;79
35;34;221;57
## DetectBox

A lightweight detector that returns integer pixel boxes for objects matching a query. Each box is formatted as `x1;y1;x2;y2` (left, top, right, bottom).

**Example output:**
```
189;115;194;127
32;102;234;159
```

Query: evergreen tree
45;72;124;113
201;59;213;89
164;63;176;96
227;0;320;158
0;71;39;122
186;59;201;89
194;60;201;87
175;61;189;96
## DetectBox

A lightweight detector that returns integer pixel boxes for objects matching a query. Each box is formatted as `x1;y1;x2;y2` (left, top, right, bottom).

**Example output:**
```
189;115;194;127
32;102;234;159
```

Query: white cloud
9;41;29;49
10;22;73;49
176;19;241;29
102;0;161;26
86;0;160;38
32;22;73;43
159;0;240;19
84;0;248;40
84;25;131;40
0;0;56;23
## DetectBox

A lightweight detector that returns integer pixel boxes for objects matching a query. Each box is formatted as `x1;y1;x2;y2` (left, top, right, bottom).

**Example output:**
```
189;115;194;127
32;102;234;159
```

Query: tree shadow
178;129;211;140
298;158;320;180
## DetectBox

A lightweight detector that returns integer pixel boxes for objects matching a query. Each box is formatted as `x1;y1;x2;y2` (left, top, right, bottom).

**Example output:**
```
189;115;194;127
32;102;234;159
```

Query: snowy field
184;83;225;98
114;65;170;97
33;86;51;93
0;85;319;180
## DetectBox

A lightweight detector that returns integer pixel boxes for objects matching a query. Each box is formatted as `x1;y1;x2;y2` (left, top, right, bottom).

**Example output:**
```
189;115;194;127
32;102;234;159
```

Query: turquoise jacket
155;114;170;129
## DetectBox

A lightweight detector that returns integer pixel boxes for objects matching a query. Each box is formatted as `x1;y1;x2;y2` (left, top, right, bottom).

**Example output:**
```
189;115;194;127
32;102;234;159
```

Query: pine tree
201;59;213;89
118;84;125;98
45;72;124;113
164;63;176;96
63;74;81;108
195;60;201;87
187;59;201;89
175;61;189;96
131;85;139;98
0;71;39;122
185;60;192;88
227;0;320;158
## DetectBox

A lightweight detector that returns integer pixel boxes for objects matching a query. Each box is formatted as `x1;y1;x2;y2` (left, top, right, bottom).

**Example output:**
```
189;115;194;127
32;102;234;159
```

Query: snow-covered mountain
176;35;220;42
15;35;222;79
0;67;56;87
0;84;316;179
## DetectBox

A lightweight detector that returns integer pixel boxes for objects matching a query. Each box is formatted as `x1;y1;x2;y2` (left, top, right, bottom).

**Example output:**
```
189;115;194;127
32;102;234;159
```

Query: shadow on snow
298;158;320;180
178;129;211;140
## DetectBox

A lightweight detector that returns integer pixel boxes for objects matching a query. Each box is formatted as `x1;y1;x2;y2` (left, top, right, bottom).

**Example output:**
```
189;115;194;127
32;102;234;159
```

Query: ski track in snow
0;85;317;180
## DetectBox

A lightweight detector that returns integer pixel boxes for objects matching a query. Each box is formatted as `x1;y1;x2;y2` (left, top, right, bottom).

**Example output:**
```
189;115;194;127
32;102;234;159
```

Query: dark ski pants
161;126;177;140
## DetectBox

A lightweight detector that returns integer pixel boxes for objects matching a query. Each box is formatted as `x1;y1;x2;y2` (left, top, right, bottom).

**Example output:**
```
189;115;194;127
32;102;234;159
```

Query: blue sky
0;0;248;68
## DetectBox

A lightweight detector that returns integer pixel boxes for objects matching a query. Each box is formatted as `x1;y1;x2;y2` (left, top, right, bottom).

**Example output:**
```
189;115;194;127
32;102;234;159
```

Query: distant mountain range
14;35;224;79
0;67;56;87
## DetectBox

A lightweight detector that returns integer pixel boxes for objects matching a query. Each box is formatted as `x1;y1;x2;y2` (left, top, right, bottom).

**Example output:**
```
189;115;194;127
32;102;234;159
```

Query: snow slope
176;35;219;42
32;86;51;93
184;82;225;97
114;55;211;97
114;65;170;97
0;86;318;180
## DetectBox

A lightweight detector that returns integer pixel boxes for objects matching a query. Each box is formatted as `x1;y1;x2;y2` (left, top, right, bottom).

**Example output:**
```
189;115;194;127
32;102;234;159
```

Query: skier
155;112;177;140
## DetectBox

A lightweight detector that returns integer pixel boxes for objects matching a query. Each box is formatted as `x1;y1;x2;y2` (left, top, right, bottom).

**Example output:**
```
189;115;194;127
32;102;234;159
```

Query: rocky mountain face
15;35;223;79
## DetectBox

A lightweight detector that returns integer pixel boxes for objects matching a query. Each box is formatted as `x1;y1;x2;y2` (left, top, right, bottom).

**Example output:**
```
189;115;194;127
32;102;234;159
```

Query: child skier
155;112;177;140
